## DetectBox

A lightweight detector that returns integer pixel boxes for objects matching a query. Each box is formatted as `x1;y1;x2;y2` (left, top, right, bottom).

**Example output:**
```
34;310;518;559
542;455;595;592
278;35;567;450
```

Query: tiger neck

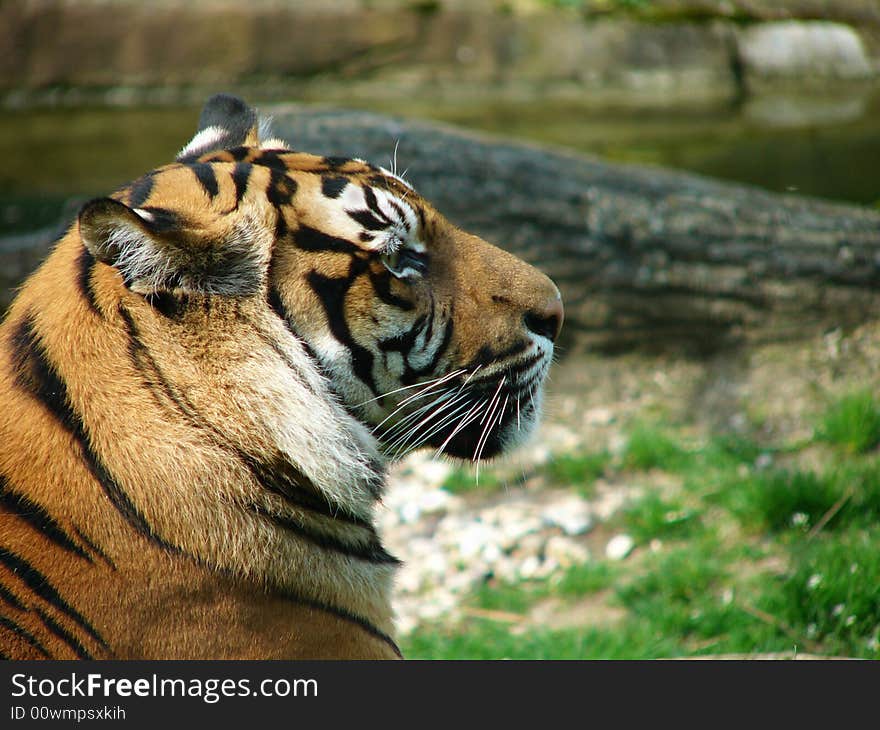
19;236;400;639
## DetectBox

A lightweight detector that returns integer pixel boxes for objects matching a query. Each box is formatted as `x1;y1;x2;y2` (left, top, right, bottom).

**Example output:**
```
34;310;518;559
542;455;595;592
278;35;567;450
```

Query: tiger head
0;94;563;658
79;94;563;470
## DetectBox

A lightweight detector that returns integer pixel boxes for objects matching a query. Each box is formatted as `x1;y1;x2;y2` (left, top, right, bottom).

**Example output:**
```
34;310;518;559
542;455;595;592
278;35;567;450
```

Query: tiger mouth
373;355;549;462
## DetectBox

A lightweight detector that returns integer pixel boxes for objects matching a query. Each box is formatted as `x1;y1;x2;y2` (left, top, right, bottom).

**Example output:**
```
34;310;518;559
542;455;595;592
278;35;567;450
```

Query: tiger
0;94;563;660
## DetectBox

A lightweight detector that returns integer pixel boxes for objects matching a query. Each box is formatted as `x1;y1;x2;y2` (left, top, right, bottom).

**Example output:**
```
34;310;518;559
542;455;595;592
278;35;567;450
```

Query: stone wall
2;0;879;107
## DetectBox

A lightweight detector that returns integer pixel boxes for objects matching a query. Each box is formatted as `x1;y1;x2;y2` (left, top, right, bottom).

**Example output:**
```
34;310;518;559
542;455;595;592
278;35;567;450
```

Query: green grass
541;451;610;495
622;423;692;472
555;562;618;596
403;397;880;659
767;527;880;655
722;468;843;533
622;493;703;543
441;467;503;494
816;390;880;455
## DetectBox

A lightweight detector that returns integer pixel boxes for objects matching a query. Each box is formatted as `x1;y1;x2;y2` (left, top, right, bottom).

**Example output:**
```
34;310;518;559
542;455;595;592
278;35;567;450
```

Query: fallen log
4;105;879;354
270;106;880;354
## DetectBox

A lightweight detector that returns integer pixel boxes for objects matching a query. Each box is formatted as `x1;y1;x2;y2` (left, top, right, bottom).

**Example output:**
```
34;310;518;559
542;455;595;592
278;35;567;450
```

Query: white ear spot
177;125;226;159
260;137;290;151
133;208;155;222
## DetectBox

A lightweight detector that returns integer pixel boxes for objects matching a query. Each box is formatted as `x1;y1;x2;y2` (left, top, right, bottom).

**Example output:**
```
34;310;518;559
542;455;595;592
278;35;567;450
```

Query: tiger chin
0;94;563;659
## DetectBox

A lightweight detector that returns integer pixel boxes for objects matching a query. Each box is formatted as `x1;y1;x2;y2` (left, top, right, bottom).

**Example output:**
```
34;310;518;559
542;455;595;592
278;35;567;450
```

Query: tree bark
4;106;880;354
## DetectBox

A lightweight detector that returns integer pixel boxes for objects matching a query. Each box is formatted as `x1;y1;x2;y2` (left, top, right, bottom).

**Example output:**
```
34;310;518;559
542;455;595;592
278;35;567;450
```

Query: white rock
737;22;873;80
481;542;503;563
456;521;501;559
605;534;635;561
541;496;593;536
518;555;542;579
545;535;590;568
584;407;615;426
535;556;560;579
493;557;519;583
399;501;422;524
592;487;629;521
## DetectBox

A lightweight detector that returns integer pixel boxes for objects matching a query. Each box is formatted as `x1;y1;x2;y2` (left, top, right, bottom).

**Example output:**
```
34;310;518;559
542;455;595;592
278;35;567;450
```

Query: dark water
2;91;879;237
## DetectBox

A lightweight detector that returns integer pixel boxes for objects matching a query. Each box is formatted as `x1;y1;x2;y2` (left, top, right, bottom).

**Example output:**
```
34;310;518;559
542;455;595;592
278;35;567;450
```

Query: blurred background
2;0;879;659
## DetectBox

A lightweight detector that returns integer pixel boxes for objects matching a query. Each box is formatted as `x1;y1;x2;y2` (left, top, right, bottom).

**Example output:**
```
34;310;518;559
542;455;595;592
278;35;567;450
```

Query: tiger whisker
479;377;506;428
416;396;474;448
377;365;478;442
384;389;461;455
396;393;474;456
377;387;455;443
356;369;466;408
473;378;505;463
475;403;506;480
396;370;465;408
434;397;487;458
498;394;509;425
371;377;460;434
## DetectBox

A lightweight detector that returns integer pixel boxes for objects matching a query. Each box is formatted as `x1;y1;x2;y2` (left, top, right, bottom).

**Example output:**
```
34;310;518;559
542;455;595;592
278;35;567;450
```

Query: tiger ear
176;93;261;162
79;197;266;297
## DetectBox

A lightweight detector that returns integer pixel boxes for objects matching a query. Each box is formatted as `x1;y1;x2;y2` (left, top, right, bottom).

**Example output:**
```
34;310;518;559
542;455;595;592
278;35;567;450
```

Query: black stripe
466;339;530;371
0;616;51;658
322;156;351;170
251;150;289;171
347;209;388;232
246;456;372;529
362;186;391;222
413;317;453;379
321;176;348;199
386;197;409;224
33;607;94;660
72;526;116;569
274;212;289;240
191;163;220;199
0;583;25;612
423;296;436;345
267;284;366;427
0;548;105;650
76;248;101;316
11;313;172;553
228;146;251;162
248;504;398;565
369;268;414;311
231;162;251;206
267;286;289;324
379;315;427;358
128;174;155;208
294;226;360;254
0;476;92;562
267;168;298;207
275;590;402;658
379;315;453;386
307;266;379;395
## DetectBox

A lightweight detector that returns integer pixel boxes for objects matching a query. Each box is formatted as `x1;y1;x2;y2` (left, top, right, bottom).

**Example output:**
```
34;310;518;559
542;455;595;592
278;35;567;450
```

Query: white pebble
541;497;594;536
544;535;590;567
605;534;635;561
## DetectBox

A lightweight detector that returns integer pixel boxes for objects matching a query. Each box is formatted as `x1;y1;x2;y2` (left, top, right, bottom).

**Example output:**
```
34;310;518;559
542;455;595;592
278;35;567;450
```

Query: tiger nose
524;292;564;342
